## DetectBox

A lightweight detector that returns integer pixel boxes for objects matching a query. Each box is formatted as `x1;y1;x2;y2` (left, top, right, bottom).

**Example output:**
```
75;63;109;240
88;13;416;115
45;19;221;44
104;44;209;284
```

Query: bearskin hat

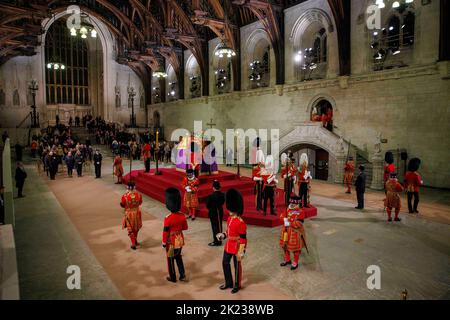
212;180;221;190
408;158;421;172
187;168;194;175
226;188;244;215
385;151;394;164
165;188;181;213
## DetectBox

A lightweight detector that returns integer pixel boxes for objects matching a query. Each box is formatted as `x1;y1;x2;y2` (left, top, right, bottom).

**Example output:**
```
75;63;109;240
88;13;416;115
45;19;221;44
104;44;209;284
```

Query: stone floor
9;148;450;300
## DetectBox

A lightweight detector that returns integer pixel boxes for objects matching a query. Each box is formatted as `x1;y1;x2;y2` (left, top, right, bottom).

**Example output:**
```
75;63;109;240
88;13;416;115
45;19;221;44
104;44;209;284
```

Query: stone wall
152;62;450;188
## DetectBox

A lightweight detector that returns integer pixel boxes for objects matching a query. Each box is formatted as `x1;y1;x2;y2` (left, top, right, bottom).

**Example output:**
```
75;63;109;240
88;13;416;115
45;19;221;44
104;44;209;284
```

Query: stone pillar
334;152;346;184
370;152;384;190
2;139;15;227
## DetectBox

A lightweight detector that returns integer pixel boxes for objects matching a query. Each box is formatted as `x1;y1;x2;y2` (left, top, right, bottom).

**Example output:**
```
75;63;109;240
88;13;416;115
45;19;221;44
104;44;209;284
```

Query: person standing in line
162;188;188;282
48;151;59;180
217;189;247;294
206;180;225;247
385;172;404;222
121;181;143;250
279;197;307;271
15;162;27;198
343;156;355;194
354;165;366;210
93;149;103;178
74;150;84;177
64;151;75;178
182;169;199;221
404;158;423;214
113;154;124;184
142;141;151;173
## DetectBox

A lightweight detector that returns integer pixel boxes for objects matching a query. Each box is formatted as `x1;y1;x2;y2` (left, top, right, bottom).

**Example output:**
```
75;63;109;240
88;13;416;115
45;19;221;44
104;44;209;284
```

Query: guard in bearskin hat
182;169;200;220
120;181;143;250
252;150;265;211
298;153;312;208
384;152;396;188
279;196;307;270
216;189;247;294
385;172;404;222
163;188;188;282
281;154;298;205
404;158;423;214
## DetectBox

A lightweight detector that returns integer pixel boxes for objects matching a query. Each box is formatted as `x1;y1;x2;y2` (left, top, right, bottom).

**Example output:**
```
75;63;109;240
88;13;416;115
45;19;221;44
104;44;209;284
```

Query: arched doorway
285;144;330;181
311;99;333;132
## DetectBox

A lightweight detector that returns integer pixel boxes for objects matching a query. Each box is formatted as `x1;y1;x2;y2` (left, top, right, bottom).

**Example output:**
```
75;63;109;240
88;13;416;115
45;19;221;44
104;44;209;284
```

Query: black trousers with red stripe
222;252;242;289
167;248;185;281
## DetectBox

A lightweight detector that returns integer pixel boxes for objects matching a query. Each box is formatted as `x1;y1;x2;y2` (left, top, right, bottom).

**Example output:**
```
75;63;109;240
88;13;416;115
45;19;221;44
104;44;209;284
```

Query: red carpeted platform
124;168;317;228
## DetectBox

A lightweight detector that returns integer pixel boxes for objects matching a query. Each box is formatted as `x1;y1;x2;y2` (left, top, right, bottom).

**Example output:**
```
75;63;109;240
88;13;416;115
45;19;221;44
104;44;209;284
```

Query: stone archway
279;123;348;182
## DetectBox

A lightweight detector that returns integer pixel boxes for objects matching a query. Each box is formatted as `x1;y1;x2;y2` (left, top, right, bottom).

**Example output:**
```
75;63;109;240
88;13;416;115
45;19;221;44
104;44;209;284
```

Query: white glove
216;233;226;241
421;180;424;184
253;177;262;182
282;174;287;179
284;218;290;227
185;186;191;192
274;178;279;184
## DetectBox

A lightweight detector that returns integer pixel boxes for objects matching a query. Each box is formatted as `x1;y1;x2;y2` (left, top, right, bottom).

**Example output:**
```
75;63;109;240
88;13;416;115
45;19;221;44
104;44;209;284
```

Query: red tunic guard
279;197;306;270
384;175;404;222
344;159;355;194
182;172;200;220
113;156;124;184
163;188;188;282
120;186;143;250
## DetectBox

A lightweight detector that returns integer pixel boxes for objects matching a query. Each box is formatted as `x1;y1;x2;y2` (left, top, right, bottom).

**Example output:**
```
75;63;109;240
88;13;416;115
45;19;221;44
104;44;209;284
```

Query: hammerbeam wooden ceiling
0;0;351;85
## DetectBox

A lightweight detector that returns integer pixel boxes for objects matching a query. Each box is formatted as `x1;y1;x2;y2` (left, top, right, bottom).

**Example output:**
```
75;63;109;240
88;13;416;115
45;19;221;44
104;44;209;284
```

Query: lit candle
156;130;159;146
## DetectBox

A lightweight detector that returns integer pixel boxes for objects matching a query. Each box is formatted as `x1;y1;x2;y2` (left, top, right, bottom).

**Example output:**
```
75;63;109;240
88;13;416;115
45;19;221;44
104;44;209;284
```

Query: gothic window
371;7;416;70
403;11;415;46
13;89;20;106
0;89;5;106
45;20;90;105
215;62;231;95
313;28;327;64
387;16;401;49
189;76;201;98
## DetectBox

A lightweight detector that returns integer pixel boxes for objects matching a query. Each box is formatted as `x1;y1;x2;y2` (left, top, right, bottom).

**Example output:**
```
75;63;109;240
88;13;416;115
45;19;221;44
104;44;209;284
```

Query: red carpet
124;168;317;228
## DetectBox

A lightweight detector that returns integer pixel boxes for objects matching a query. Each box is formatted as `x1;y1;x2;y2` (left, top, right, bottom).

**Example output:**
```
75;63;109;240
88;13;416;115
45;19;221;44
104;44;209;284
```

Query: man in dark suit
355;165;366;210
206;180;225;246
15;162;27;198
93;149;103;178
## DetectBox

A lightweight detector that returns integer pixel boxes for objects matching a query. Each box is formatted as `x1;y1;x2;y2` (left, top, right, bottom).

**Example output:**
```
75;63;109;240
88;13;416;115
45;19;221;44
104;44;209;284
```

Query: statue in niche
13;89;20;106
0;89;5;106
115;87;121;108
374;132;382;155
